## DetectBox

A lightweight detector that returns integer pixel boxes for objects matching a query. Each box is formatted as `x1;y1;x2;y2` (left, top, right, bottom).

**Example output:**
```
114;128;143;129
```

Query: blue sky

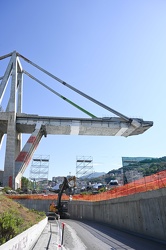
0;0;166;179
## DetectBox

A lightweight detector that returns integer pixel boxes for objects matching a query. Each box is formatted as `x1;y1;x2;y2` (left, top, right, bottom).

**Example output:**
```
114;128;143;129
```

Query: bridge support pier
3;113;18;189
2;52;23;189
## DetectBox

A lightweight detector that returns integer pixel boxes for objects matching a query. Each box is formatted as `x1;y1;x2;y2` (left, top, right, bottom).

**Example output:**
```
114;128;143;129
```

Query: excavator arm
56;176;76;218
57;177;69;209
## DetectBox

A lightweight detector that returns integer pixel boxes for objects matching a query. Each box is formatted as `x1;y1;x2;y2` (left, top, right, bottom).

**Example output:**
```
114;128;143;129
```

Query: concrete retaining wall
15;199;55;212
14;188;166;243
68;188;166;243
0;217;48;250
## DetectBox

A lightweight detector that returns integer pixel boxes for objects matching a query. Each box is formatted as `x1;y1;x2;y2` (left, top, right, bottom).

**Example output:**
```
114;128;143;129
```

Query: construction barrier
7;170;166;202
72;170;166;201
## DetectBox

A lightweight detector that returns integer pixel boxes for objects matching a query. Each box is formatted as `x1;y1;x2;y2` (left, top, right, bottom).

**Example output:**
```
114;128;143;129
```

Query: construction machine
47;176;76;219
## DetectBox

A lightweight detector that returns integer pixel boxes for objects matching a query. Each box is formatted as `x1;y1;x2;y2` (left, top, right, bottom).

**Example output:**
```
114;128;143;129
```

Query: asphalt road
61;219;166;250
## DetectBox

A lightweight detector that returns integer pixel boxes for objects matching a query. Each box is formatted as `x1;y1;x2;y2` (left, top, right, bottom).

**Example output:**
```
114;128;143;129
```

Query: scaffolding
29;155;49;189
76;156;94;179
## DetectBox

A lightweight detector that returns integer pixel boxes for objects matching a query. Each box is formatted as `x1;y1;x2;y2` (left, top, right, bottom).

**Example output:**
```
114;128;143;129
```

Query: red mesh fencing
7;170;166;202
72;170;166;202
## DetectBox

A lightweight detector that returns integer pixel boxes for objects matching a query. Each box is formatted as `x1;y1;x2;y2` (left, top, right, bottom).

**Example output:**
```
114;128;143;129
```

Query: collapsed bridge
0;51;153;189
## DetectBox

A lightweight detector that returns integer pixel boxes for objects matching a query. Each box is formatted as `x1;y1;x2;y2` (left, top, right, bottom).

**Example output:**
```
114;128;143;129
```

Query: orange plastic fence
72;170;166;202
7;170;166;202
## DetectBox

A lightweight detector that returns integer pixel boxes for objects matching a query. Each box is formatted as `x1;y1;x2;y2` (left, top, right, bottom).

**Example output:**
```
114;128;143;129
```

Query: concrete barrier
68;188;166;243
0;217;48;250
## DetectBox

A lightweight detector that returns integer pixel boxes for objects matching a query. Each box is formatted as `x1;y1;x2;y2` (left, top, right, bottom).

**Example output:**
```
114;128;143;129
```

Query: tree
21;177;32;190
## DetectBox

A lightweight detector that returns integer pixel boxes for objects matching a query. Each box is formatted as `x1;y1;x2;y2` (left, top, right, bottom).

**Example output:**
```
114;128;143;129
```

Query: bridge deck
0;113;153;137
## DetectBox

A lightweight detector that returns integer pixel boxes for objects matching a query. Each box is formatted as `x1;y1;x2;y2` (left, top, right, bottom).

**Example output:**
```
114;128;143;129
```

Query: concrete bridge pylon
0;52;46;189
0;51;23;189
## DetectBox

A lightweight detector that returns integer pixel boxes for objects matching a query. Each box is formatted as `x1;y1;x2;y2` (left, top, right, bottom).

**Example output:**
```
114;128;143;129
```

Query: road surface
61;219;166;250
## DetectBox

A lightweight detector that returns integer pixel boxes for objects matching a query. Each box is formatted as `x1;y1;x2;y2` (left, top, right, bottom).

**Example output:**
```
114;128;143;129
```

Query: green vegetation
29;209;45;219
0;211;23;244
21;176;34;191
122;156;166;177
98;186;107;193
0;194;46;245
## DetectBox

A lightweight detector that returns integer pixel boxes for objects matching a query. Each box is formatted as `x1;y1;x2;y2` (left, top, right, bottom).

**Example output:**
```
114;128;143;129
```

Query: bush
0;212;23;245
98;187;107;193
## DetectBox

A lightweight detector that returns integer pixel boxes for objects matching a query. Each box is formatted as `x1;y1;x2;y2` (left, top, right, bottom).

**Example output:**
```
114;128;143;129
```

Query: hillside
0;193;46;245
80;172;106;179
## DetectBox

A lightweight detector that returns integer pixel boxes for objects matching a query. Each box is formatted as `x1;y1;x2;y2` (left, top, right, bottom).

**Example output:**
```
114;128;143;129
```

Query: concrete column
3;112;17;188
15;72;23;157
3;52;17;189
17;72;23;113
